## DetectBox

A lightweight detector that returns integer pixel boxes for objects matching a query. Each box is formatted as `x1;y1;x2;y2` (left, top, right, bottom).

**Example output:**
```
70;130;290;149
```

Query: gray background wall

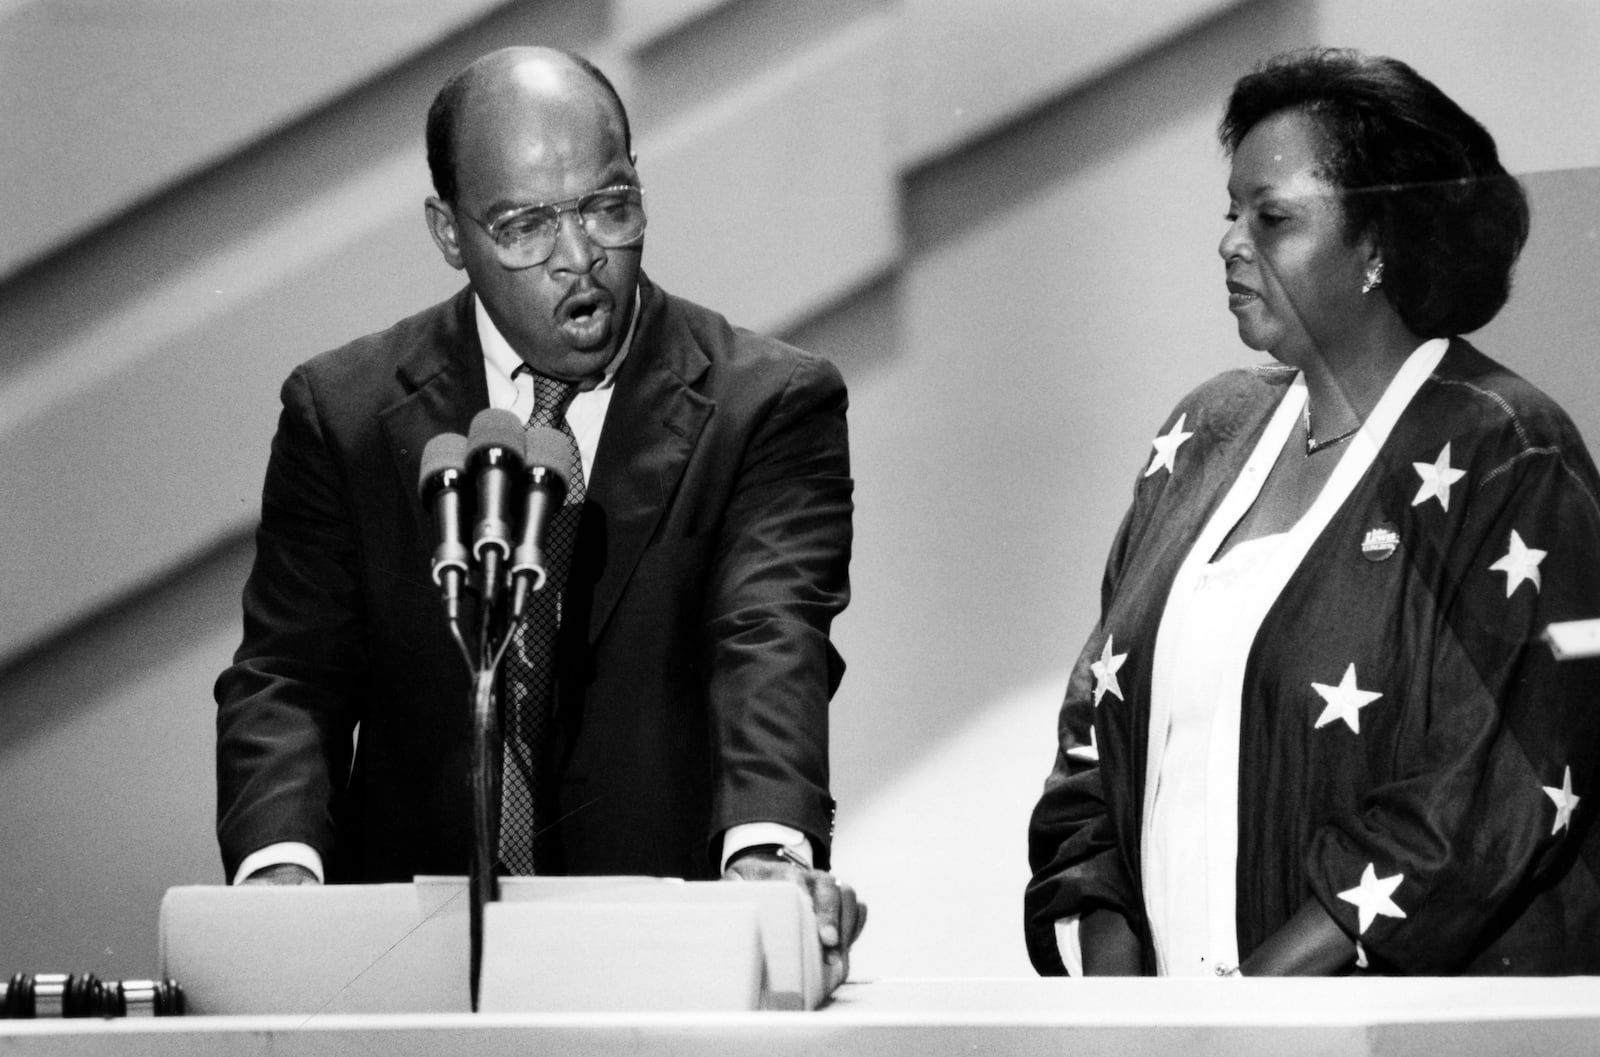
2;0;1596;979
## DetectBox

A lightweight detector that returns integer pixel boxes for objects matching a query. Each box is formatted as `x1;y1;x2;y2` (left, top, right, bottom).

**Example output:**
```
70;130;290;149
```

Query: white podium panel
497;876;824;1010
158;878;471;1015
8;978;1600;1056
157;877;821;1016
479;902;763;1012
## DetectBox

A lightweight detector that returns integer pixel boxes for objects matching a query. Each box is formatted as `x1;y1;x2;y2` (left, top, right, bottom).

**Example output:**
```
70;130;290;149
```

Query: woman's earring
1362;260;1385;295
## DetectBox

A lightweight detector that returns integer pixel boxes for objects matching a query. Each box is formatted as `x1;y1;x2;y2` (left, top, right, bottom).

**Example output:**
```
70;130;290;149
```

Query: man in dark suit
215;46;862;984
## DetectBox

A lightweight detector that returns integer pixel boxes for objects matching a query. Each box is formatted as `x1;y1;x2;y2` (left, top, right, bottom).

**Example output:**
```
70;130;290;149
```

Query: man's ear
425;197;466;271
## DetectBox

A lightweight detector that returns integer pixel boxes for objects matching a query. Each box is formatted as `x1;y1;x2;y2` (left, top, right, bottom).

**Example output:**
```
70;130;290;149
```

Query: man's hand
723;850;866;996
239;863;320;885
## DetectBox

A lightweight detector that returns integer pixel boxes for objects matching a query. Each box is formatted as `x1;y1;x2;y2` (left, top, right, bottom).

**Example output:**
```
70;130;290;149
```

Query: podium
157;877;824;1015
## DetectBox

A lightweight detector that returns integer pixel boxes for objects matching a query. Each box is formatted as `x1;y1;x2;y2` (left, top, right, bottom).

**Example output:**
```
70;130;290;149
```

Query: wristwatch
727;843;809;868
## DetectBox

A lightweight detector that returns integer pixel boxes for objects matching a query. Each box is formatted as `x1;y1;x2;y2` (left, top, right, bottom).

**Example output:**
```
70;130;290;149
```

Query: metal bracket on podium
157;877;822;1015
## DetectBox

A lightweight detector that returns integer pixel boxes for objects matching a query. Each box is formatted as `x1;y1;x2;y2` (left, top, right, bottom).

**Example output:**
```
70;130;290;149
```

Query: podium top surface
4;978;1600;1057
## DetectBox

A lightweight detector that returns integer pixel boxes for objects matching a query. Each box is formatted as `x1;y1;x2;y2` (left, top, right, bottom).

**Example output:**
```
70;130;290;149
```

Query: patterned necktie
498;370;586;874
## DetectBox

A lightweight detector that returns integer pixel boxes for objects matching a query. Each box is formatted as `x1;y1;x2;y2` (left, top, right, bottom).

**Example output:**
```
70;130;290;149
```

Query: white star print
1411;442;1467;511
1489;529;1546;597
1337;863;1407;935
1311;663;1384;733
1090;635;1127;706
1067;725;1099;762
1144;413;1194;478
1544;766;1581;835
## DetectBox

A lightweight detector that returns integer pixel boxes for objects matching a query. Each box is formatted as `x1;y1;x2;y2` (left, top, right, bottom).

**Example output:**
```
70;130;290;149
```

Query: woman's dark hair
1220;48;1529;336
425;49;633;206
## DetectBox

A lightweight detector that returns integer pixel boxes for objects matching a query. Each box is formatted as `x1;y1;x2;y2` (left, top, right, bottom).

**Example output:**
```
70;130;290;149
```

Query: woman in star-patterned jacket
1026;48;1600;976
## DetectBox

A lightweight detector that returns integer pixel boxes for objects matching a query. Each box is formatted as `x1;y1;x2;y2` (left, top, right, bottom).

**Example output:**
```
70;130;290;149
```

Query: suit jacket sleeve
701;352;852;868
1024;489;1146;974
214;364;364;881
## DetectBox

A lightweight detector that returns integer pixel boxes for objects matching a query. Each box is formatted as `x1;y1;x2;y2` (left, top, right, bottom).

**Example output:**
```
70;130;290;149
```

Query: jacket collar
379;287;489;518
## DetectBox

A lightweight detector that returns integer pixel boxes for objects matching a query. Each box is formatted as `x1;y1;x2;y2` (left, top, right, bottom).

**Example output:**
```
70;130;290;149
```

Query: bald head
425;47;633;204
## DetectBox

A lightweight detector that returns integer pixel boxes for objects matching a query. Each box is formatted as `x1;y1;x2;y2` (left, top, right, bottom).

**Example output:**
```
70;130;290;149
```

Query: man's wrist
727;843;809;868
720;822;814;872
233;842;325;885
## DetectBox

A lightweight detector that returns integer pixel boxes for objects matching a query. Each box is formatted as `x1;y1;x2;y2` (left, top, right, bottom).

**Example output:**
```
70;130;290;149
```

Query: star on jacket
1067;725;1099;762
1411;442;1467;511
1311;662;1384;733
1144;413;1194;478
1338;863;1407;935
1544;766;1581;835
1090;635;1127;706
1489;529;1546;597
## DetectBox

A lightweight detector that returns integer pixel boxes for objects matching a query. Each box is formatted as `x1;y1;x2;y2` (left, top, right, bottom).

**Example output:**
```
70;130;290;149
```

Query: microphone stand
467;667;499;1011
463;574;525;1012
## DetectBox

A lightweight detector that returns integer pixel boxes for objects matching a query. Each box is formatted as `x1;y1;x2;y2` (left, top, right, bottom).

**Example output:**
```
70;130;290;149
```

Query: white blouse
1144;531;1288;975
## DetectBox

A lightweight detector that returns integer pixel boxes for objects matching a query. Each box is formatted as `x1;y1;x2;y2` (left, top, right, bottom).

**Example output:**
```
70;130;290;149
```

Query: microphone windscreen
523;427;573;490
466;408;527;466
418;433;468;495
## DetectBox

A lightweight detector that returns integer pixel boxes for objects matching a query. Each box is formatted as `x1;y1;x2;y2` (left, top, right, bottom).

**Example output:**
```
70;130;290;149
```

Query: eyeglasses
470;185;647;269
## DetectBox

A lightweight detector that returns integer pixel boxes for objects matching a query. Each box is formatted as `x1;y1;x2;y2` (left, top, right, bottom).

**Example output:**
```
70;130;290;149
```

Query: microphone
418;433;470;623
465;409;527;617
508;427;573;622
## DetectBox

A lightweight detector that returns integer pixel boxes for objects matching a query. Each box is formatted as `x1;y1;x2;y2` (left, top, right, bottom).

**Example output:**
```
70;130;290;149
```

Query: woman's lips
1227;280;1258;309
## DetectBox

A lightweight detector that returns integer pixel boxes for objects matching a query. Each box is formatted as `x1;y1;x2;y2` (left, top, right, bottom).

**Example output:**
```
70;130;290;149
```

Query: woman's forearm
1240;899;1354;976
1081;908;1144;975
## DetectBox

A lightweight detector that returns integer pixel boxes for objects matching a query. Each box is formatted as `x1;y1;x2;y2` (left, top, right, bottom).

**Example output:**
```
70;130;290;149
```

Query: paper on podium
158;876;823;1014
497;876;825;1010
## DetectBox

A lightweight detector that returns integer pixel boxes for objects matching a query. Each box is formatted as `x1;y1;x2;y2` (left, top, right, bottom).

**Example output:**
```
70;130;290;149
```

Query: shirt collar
474;288;639;392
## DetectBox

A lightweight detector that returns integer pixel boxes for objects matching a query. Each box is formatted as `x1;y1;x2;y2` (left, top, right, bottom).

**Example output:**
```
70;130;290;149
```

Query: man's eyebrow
481;197;533;219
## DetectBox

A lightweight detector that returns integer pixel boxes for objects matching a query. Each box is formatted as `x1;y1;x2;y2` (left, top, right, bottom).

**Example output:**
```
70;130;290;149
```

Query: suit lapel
578;278;712;641
377;288;489;532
